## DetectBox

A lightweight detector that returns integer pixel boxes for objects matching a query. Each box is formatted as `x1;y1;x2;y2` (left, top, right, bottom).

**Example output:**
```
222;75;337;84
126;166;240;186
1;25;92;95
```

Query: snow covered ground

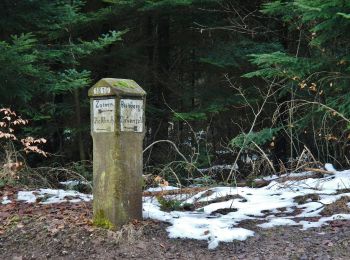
2;164;350;250
143;164;350;249
2;189;92;205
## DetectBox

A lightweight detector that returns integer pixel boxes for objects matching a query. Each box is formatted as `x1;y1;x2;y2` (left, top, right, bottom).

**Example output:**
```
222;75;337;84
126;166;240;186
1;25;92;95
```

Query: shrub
0;108;47;184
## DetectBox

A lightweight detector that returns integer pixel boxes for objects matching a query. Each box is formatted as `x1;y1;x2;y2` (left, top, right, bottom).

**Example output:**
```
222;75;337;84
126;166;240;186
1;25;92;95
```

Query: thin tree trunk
74;89;86;162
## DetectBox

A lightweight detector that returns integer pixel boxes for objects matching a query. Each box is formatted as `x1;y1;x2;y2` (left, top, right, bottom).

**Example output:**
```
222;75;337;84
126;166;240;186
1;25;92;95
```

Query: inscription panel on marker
93;99;115;133
93;86;111;95
120;99;143;132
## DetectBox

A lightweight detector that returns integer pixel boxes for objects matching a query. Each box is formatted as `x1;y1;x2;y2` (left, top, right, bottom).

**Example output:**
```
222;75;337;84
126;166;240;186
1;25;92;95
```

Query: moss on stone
113;81;135;89
113;81;126;88
93;209;115;229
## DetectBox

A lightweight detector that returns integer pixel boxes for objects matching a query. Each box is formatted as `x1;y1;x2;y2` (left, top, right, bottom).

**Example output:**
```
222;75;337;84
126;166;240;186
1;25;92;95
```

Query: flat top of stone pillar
88;78;146;97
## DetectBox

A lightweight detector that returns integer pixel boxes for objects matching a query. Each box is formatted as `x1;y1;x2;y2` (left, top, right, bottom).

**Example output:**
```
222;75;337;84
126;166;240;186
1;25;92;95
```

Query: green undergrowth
156;193;246;212
157;196;194;212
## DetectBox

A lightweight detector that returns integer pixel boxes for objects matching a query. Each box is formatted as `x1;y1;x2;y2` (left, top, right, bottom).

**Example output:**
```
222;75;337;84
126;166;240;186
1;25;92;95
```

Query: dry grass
293;194;321;205
321;196;350;216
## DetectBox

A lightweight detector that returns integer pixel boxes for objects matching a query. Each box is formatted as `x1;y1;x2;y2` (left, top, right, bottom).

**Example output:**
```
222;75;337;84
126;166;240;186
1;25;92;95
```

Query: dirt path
1;200;350;259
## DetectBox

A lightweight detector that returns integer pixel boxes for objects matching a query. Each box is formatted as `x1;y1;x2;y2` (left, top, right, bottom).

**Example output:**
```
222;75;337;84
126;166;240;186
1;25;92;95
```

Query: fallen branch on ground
303;167;335;175
142;180;270;197
142;187;209;197
143;168;335;196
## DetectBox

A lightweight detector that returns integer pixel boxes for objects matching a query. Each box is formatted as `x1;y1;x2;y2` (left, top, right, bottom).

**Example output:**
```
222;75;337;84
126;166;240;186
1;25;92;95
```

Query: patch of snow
295;202;323;218
265;170;350;192
10;166;350;250
143;199;174;222
240;154;259;164
258;218;297;228
59;180;90;186
17;189;92;204
146;186;179;192
300;214;350;230
257;171;322;182
198;164;239;173
38;189;92;204
324;163;336;172
143;201;255;250
143;168;350;249
257;174;279;181
17;191;37;203
1;196;11;205
146;210;226;249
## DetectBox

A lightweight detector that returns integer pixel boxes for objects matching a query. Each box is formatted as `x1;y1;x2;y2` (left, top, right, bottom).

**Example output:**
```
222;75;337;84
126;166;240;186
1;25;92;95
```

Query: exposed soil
2;198;350;260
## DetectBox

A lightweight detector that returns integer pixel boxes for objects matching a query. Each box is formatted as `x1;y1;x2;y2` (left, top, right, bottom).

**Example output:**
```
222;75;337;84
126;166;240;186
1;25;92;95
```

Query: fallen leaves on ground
0;186;93;235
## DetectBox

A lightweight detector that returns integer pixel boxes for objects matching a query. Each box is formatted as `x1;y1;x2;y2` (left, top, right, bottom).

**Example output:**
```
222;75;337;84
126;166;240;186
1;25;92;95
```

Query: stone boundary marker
88;78;146;228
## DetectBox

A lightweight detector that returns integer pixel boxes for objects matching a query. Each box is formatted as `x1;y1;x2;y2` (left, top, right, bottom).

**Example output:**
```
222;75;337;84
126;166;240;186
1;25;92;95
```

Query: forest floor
1;189;350;259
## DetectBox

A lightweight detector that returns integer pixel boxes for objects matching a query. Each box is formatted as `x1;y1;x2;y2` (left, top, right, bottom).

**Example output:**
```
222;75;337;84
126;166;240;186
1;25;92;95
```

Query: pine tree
103;0;277;167
244;0;350;165
0;0;123;162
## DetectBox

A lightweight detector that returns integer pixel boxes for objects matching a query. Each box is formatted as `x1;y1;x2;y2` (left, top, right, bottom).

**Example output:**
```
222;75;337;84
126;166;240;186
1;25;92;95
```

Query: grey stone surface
89;78;146;228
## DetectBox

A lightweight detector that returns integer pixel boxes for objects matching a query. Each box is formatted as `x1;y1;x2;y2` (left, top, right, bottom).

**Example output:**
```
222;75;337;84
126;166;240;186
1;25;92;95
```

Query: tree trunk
74;89;86;162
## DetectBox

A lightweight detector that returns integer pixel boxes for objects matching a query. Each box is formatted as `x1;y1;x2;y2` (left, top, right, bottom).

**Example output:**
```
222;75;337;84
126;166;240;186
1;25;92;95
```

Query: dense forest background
1;0;350;185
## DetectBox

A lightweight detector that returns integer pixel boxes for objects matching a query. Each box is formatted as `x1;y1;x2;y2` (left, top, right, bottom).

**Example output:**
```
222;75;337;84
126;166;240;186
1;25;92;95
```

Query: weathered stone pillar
88;78;146;228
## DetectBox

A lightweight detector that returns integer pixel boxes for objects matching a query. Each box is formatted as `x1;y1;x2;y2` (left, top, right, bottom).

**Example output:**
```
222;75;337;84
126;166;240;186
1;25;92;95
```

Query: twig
225;76;276;182
143;140;189;163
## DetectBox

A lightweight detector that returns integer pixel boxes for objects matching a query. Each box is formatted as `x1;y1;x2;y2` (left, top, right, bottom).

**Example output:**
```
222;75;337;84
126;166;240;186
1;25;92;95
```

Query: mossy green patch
93;209;115;229
113;81;135;89
157;196;194;212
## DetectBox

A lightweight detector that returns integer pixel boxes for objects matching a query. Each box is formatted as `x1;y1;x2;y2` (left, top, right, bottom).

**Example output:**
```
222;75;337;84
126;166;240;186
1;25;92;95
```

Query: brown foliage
0;108;47;181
